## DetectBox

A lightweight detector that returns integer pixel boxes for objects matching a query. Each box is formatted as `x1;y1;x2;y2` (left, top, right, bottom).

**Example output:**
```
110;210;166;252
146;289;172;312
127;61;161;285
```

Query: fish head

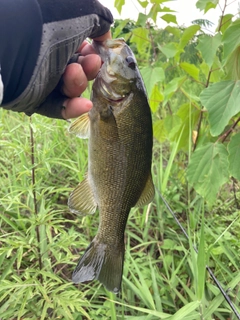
92;39;141;103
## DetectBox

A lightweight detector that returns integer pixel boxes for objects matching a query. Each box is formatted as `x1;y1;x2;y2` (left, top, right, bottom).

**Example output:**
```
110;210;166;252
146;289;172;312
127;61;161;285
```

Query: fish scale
68;38;155;293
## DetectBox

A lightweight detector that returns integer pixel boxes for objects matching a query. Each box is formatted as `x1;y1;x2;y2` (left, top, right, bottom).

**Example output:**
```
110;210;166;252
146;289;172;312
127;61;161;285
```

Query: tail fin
72;238;124;294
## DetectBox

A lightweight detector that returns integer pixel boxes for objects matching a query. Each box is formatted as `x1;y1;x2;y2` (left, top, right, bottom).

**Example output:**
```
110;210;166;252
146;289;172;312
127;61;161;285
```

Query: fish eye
125;56;136;70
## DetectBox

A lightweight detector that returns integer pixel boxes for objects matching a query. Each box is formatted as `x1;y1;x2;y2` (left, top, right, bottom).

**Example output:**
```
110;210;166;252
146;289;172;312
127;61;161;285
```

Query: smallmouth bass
68;38;154;293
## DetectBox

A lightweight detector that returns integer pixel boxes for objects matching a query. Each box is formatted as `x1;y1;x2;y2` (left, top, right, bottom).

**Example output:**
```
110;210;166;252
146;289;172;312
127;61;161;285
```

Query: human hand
61;30;111;119
1;0;113;119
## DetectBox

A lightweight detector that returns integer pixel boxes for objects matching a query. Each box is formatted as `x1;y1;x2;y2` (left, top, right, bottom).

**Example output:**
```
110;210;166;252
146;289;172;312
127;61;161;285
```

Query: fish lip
107;96;126;103
103;89;128;103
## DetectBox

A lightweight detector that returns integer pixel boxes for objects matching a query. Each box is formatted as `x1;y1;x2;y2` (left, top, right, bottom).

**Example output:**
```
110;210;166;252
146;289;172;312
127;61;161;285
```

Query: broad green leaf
196;0;218;13
137;0;149;8
114;0;125;14
200;56;224;83
153;119;168;142
153;119;168;143
163;76;186;105
159;42;179;59
149;84;164;112
158;6;175;13
161;238;176;249
228;132;240;180
140;67;165;96
131;27;149;54
222;19;240;64
154;115;182;143
148;4;160;22
165;26;181;37
136;13;148;26
170;103;201;150
180;62;199;81
112;19;130;38
225;46;240;80
197;33;221;67
161;14;177;24
216;14;233;33
200;80;240;136
180;87;200;102
187;143;229;205
164;114;182;140
179;25;200;50
149;4;175;22
200;62;209;79
210;55;224;82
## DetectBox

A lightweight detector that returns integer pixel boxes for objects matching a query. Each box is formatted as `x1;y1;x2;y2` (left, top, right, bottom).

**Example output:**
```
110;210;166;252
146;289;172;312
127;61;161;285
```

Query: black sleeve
0;0;113;117
0;0;42;104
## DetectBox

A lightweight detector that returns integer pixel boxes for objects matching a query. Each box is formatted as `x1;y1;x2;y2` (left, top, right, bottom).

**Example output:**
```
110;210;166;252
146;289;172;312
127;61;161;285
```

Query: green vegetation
0;0;240;319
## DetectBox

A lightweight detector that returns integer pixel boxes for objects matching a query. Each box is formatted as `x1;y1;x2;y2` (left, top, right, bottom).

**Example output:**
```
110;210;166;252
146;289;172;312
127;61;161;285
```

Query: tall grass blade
0;254;17;281
161;127;184;193
167;301;200;320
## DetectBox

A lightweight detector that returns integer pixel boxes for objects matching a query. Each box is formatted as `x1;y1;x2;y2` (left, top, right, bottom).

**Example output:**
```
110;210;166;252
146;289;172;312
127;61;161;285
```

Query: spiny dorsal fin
69;113;90;139
68;178;97;215
135;174;155;207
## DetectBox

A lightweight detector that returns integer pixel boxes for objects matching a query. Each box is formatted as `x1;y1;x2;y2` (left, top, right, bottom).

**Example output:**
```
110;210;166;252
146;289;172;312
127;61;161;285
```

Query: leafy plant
115;0;240;206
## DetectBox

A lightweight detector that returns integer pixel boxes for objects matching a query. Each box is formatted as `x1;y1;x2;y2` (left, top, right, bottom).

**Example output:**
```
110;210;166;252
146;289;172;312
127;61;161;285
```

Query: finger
62;63;87;98
77;30;112;55
78;54;101;80
93;30;112;42
61;97;92;119
77;42;97;55
78;40;91;52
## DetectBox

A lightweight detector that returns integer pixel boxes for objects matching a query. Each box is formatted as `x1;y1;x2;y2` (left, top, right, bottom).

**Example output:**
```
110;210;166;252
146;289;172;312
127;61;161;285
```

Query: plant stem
30;117;43;283
193;62;214;149
217;0;228;32
218;116;240;143
147;20;157;62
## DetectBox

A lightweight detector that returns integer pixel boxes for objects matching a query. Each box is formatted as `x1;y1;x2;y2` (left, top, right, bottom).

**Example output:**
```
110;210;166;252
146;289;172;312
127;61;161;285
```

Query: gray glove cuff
32;53;81;119
2;15;104;118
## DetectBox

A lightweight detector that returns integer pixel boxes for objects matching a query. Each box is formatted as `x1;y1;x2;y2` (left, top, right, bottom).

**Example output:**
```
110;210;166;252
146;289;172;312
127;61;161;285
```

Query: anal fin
68;178;97;215
135;174;155;207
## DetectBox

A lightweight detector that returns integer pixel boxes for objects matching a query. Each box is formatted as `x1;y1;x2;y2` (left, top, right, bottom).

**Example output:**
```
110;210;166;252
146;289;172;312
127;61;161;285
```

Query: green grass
0;109;240;319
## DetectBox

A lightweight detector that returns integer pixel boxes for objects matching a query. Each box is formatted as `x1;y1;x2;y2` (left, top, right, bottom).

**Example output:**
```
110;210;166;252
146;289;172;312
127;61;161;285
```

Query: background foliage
0;0;240;319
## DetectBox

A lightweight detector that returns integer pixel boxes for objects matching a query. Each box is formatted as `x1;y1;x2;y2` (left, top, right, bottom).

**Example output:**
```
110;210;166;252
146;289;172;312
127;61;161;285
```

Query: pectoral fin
69;113;90;139
68;178;97;215
135;174;155;207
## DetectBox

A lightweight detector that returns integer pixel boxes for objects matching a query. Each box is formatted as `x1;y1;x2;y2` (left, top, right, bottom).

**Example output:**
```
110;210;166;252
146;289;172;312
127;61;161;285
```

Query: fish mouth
100;80;128;103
